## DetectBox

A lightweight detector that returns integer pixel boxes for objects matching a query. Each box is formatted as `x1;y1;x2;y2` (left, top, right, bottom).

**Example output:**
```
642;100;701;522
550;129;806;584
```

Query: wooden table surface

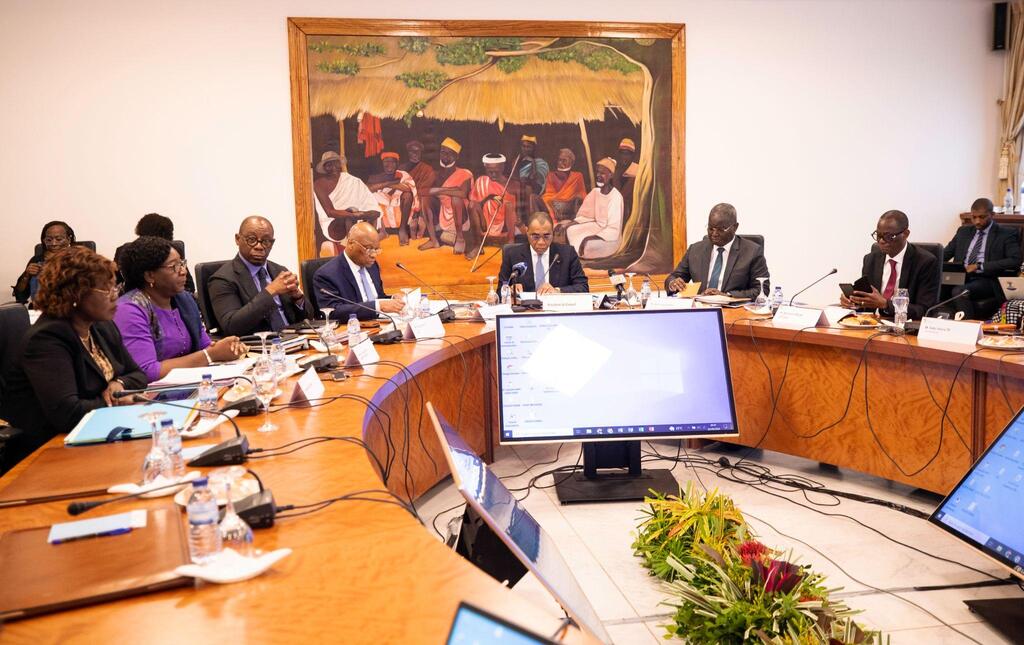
2;309;1023;642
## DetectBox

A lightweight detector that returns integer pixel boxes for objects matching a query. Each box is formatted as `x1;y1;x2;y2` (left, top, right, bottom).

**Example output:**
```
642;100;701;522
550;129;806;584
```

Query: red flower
738;540;770;566
751;559;803;594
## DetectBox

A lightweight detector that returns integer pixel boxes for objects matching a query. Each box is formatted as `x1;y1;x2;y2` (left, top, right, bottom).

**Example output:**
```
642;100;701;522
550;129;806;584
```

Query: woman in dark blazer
1;246;148;465
11;220;75;304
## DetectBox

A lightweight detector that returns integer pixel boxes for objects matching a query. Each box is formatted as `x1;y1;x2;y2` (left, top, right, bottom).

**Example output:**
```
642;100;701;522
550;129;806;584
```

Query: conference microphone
394;262;456;322
903;291;969;334
788;268;837;306
67;479;196;516
509;261;528;281
607;269;626;299
128;396;252;467
318;288;403;344
300;318;339;372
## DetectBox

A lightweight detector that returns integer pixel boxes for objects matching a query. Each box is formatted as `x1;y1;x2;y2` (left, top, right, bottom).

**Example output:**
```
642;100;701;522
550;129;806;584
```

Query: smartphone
840;283;855;298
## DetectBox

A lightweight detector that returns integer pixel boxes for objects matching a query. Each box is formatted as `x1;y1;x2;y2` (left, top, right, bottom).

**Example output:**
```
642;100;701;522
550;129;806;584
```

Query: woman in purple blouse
114;236;244;381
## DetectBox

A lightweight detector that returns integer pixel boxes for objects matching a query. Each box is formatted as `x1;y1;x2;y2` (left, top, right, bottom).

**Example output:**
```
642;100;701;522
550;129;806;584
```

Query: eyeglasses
43;236;69;245
241;235;276;248
871;229;907;243
528;233;552;242
708;224;736;234
350;239;382;255
161;259;188;273
91;286;119;300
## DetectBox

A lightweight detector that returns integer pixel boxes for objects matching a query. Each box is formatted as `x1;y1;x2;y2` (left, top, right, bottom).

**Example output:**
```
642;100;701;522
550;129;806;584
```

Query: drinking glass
624;272;638;307
253;361;278;433
319;307;336;345
485;276;498;306
892;288;910;329
140;411;168;484
254;331;271;358
755;277;769;308
219;482;255;556
398;288;415;323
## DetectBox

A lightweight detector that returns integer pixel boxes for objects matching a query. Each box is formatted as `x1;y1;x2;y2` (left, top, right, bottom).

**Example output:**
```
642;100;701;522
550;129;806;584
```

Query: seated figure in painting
542;148;588;221
513;134;549;228
464;153;518;261
556;157;624;260
419;137;473;254
367;151;417;246
400;140;436;243
313;151;381;256
611;138;639;221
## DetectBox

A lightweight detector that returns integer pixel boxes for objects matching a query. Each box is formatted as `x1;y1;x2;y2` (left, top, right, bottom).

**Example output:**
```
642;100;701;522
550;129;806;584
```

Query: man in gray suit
664;203;769;300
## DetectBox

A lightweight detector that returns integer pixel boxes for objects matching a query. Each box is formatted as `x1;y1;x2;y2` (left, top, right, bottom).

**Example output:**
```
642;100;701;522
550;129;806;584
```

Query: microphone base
298;354;338;373
222;489;276;529
370;330;403;344
187;435;249;467
438;307;457;323
220;395;262;416
513;299;543;313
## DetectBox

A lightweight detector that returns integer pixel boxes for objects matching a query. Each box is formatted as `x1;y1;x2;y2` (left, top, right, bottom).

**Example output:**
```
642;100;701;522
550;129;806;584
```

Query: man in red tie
840;210;939;320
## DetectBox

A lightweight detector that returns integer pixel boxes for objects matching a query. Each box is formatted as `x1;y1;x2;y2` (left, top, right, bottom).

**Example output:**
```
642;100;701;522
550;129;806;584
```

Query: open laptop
426;402;612;645
998;277;1024;301
942;262;967;286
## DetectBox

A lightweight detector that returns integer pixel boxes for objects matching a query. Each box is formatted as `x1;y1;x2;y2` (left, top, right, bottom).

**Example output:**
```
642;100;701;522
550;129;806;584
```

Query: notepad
48;510;147;544
64;402;197;445
151;358;255;386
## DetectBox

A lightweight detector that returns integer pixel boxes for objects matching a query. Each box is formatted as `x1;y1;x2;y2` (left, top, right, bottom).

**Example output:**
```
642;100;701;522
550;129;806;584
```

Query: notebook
64;402;197;445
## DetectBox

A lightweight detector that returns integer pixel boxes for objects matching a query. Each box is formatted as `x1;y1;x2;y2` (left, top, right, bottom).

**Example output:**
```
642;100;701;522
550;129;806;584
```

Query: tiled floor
415;442;1024;644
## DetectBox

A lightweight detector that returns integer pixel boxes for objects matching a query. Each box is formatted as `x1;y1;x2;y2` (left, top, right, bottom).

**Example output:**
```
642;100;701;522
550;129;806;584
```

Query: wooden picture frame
287;18;685;295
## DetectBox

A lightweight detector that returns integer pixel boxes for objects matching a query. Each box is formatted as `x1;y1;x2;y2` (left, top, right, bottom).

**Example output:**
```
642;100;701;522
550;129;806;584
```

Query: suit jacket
313;255;389;321
496;243;589;293
208;255;314;336
664;236;769;300
861;243;939;320
942;222;1022;278
0;317;147;460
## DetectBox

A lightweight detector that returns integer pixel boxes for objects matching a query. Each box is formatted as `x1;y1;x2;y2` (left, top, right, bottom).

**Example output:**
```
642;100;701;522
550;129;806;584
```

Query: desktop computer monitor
495;308;739;502
427;403;612;645
928;407;1024;642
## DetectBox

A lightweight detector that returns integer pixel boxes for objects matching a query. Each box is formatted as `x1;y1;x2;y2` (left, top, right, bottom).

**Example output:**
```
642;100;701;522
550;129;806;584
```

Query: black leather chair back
871;242;943;293
301;258;331;316
34;241;97;257
737;234;764;252
0;303;30;401
194;260;231;333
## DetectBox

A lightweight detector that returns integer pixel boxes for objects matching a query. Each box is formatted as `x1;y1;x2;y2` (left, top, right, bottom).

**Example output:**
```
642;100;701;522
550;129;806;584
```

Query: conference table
0;306;1021;642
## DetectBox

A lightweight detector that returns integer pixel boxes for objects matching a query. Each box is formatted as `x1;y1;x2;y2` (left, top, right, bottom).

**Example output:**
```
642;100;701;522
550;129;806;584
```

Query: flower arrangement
634;486;888;644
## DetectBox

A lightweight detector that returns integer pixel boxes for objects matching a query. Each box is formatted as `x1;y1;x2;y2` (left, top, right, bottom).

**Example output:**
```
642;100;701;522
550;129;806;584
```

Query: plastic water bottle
197;373;218;419
159;418;185;479
1004;187;1014;214
419;294;431;319
347;313;361;346
186;477;222;564
500;282;511;305
640;278;652;307
771;286;784;312
270;337;287;379
1018;183;1024;213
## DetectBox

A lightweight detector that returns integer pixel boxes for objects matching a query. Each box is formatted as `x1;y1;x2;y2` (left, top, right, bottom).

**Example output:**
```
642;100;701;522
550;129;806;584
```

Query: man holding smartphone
840;210;938;320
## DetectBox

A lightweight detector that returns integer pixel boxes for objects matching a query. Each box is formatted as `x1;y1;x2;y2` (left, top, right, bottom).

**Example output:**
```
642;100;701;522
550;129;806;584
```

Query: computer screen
929;408;1024;581
496;309;739;443
445;602;555;645
428;404;612;645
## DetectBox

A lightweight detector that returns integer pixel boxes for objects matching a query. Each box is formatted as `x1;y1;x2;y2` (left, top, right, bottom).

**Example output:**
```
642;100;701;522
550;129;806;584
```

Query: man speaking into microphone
497;211;589;295
313;222;406;320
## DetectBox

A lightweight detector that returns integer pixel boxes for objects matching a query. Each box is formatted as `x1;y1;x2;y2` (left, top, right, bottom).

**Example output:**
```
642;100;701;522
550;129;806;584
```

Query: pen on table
51;527;132;545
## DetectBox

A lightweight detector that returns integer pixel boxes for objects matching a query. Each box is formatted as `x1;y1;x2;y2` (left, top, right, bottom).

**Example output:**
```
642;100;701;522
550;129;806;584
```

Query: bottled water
500;282;511;305
1004;188;1014;214
141;424;169;484
771;286;785;312
640;278;652;307
198;373;218;419
269;337;287;379
892;288;910;329
186;477;222;564
159;418;185;479
419;294;431;318
347;313;361;346
1019;183;1024;214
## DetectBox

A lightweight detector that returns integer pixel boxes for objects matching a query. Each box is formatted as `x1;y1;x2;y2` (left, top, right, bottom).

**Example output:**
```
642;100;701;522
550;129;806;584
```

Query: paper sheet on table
152;359;255;386
48;510;147;544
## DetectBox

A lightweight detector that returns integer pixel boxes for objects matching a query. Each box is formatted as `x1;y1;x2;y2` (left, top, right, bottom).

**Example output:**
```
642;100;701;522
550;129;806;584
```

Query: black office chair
871;242;944;297
301;258;331;316
0;303;30;475
737;234;765;253
194;260;231;334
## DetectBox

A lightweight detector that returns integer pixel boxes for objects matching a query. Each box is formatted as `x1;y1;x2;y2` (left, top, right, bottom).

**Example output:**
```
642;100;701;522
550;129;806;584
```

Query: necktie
359;267;375;301
534;253;546;289
258;267;288;332
708;247;725;291
882;259;898;300
966;229;984;265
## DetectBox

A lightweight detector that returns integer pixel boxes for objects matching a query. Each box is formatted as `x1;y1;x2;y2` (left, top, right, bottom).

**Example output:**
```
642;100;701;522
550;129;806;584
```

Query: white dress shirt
530;247;551;289
343;251;381;310
880;243;907;298
706;237;736;291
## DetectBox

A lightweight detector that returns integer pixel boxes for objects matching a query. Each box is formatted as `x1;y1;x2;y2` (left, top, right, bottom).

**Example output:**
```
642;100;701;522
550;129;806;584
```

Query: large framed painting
288;18;685;295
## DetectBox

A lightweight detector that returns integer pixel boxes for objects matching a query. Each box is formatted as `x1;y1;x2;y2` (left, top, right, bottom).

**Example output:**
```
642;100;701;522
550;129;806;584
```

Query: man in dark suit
942;197;1022;317
208;216;313;336
664;203;769;300
313;221;407;321
497;211;589;294
840;210;938;320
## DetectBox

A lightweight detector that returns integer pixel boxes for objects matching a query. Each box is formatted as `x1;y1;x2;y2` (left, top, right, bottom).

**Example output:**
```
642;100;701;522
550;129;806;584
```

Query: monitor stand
555;440;678;504
964;598;1024;643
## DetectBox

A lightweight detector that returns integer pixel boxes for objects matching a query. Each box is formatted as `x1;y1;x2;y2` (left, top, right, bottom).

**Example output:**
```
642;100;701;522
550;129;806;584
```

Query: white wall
0;0;1004;305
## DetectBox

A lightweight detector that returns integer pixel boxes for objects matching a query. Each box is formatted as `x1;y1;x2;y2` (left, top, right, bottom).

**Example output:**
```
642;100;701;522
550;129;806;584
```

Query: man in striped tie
942;198;1022;318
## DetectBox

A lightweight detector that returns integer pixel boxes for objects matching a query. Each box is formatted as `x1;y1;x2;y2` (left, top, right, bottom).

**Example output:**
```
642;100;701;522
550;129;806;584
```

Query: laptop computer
999;277;1024;300
942;262;967;286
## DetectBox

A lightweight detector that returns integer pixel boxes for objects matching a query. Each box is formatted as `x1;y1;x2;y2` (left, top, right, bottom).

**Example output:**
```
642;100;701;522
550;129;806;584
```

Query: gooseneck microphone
788;268;837;306
129;396;251;467
394;262;456;322
299;318;339;372
319;288;403;344
508;262;528;308
112;377;243;399
67;479;194;515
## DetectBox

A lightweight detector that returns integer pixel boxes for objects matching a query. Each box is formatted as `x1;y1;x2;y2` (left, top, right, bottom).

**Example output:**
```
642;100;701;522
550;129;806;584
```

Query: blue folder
64;402;197;446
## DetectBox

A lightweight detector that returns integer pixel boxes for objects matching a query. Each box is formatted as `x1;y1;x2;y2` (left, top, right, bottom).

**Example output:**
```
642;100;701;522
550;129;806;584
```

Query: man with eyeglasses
665;203;768;300
498;211;589;295
840;210;938;319
941;198;1022;317
208;216;313;336
313;221;406;320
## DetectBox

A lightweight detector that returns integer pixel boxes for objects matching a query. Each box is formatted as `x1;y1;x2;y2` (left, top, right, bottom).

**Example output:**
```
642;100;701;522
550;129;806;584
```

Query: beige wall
0;0;1003;304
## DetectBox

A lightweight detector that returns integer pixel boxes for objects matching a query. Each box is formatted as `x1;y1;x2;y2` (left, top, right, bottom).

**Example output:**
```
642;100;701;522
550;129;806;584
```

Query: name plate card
540;293;593;312
917;317;983;347
772;305;824;330
645;296;693;310
345;337;381;368
820;306;856;328
476;304;513;321
290;366;325;407
404;314;446;340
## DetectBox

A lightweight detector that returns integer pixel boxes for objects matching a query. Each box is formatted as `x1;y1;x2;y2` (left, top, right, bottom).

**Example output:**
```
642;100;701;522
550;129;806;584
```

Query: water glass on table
253;360;278;433
892;288;910;329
